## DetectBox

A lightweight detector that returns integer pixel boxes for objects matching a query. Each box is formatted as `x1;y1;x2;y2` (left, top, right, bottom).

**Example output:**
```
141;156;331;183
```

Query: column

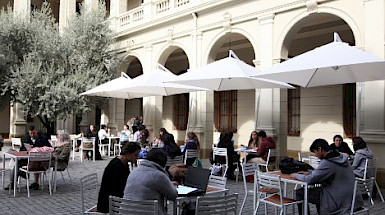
13;0;31;18
110;0;127;17
361;0;385;140
9;102;27;138
107;98;118;134
257;14;275;135
142;0;154;22
84;0;99;10
59;0;76;32
195;31;204;133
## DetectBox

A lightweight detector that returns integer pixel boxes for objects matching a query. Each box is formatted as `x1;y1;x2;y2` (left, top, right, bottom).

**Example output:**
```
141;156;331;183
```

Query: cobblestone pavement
0;144;384;215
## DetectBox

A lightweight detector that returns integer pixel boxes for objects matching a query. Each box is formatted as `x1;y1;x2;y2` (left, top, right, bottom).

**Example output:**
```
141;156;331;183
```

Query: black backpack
279;157;314;174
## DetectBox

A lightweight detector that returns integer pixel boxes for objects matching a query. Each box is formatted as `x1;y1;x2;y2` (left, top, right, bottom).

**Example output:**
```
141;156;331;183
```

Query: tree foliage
0;1;117;134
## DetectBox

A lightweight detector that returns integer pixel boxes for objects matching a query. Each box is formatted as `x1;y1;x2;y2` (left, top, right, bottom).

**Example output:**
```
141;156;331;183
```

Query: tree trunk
37;115;55;136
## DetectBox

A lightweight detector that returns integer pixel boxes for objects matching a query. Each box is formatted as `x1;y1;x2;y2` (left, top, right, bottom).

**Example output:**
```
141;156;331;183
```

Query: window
288;87;300;136
173;93;189;130
214;91;237;132
343;83;356;138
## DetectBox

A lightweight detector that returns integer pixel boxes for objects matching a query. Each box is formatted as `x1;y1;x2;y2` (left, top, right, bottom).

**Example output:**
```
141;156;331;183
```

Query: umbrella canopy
80;73;153;99
166;50;294;91
254;33;385;87
119;64;208;96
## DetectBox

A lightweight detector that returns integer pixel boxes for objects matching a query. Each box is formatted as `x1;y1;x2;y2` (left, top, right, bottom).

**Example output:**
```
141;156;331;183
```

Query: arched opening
281;13;355;151
121;56;144;125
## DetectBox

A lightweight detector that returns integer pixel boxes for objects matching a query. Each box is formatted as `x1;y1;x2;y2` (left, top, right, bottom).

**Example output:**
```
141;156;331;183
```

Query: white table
258;171;309;215
70;136;79;161
235;148;257;163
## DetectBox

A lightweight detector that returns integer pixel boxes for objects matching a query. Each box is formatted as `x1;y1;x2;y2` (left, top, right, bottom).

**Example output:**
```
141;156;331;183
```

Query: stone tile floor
0;144;384;214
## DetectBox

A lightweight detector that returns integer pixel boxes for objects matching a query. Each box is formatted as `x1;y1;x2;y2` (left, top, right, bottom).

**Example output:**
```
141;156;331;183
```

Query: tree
2;1;117;135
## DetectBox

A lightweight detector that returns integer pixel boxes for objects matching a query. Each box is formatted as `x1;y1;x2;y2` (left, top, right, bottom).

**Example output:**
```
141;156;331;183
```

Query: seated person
351;136;374;178
96;142;141;213
53;130;72;172
292;138;363;215
245;131;259;162
162;134;182;159
330;134;354;157
139;128;150;148
123;148;178;215
248;130;275;164
132;124;146;142
119;124;131;143
214;131;239;180
84;124;102;160
182;132;200;166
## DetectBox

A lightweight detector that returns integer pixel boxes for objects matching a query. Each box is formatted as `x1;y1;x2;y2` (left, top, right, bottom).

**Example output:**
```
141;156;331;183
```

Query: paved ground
0;143;384;214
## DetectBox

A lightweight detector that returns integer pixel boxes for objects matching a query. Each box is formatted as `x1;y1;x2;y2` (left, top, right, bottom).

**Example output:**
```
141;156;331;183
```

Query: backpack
279;157;314;174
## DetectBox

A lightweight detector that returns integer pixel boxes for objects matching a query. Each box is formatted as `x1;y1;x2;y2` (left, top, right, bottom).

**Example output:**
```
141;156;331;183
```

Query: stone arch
276;8;361;59
204;29;258;65
156;43;191;75
120;52;144;78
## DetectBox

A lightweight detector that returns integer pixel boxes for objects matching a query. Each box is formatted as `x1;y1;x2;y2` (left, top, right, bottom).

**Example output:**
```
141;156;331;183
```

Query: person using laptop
124;148;178;215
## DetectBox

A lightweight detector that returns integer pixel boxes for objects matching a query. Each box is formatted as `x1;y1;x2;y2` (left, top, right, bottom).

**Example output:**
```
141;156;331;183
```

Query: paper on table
176;185;197;195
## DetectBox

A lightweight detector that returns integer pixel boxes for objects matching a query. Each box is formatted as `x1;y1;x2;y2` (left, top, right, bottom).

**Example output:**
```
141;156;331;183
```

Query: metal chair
109;195;159;215
166;155;183;168
51;145;72;192
50;135;57;147
11;138;22;150
212;147;229;177
257;149;277;172
113;142;122;156
350;177;374;215
0;166;10;190
80;173;102;214
360;157;384;204
184;149;198;166
297;152;310;163
208;174;227;189
195;193;238;215
80;137;96;162
253;171;303;215
98;139;109;156
19;151;52;197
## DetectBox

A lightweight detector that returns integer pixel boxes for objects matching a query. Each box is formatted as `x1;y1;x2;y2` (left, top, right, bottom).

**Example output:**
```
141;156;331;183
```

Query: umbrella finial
121;72;130;79
228;50;240;60
334;32;342;42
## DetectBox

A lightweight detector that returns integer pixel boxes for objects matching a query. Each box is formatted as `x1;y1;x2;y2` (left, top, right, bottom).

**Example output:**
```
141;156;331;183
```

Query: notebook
176;166;211;196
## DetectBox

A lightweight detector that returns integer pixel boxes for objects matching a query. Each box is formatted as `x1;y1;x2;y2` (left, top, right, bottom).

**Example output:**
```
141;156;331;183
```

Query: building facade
2;0;385;181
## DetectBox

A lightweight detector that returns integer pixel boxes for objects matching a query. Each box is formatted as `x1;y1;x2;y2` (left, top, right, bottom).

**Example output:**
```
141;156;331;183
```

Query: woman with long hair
246;131;259;162
183;132;200;166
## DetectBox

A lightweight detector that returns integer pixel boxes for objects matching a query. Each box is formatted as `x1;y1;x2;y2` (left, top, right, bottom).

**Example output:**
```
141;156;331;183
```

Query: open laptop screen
184;166;211;190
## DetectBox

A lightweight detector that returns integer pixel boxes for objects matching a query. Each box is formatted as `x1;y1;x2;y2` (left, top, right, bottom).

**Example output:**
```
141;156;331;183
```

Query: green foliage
0;1;117;133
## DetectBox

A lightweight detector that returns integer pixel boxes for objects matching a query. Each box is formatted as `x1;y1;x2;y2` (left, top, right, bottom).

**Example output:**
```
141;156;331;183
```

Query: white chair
166;155;183;168
113;142;122;156
11;138;22;150
258;149;277;172
0;166;11;190
253;171;303;215
70;134;79;161
80;173;103;214
98;139;109;156
80;137;96;162
360;157;384;204
208;174;227;189
183;149;198;166
350;177;374;215
19;151;52;198
109;195;158;215
195;193;238;215
212;147;229;177
297;152;310;163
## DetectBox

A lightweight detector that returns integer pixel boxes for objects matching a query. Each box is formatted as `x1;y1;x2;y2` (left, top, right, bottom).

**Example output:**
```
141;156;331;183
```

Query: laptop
176;166;211;196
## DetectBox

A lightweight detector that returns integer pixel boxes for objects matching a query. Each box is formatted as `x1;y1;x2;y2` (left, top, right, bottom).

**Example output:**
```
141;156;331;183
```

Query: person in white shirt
120;124;131;143
98;124;109;145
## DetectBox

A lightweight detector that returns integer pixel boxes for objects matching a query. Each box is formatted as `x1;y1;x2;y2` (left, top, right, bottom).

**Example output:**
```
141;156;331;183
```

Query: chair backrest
309;155;321;169
69;134;77;139
184;150;198;166
363;157;376;180
80;173;98;215
298;152;310;162
109;196;158;215
11;138;22;149
213;147;228;165
81;137;95;150
195;193;238;215
27;151;52;171
166;155;183;167
266;149;277;164
208;174;227;189
350;177;374;215
256;172;283;205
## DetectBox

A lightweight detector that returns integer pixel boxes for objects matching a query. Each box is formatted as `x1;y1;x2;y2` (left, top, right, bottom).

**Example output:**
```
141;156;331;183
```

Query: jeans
296;186;321;215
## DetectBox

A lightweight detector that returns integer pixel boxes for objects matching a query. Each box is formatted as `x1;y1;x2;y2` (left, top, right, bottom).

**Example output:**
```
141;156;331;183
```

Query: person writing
248;130;275;164
96;142;141;213
292;138;363;214
123;148;178;215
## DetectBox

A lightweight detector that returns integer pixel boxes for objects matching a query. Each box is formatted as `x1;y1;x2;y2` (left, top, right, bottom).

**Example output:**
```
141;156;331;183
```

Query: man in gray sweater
124;148;178;215
292;138;363;214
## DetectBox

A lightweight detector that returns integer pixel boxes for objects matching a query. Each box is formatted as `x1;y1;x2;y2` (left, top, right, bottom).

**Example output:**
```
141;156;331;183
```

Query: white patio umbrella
254;32;385;135
166;50;294;91
80;72;153;99
166;50;294;130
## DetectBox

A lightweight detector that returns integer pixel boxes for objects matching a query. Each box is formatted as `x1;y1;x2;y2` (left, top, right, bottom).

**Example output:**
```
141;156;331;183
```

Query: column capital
305;0;318;14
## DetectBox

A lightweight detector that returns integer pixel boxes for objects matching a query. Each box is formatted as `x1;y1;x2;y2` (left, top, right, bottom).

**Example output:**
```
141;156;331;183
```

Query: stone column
9;102;27;138
257;14;275;136
107;98;118;134
142;0;154;22
59;0;76;32
361;0;385;142
13;0;31;18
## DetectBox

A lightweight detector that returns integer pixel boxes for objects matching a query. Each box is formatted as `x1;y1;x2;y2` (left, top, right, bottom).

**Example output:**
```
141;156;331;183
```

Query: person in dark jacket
248;130;276;164
182;132;200;166
330;134;354;156
96;142;141;213
84;125;103;160
216;131;239;179
292;138;363;215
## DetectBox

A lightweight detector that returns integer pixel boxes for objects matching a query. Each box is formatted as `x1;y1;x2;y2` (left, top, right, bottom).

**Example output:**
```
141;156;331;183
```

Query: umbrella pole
356;82;362;136
255;89;261;130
